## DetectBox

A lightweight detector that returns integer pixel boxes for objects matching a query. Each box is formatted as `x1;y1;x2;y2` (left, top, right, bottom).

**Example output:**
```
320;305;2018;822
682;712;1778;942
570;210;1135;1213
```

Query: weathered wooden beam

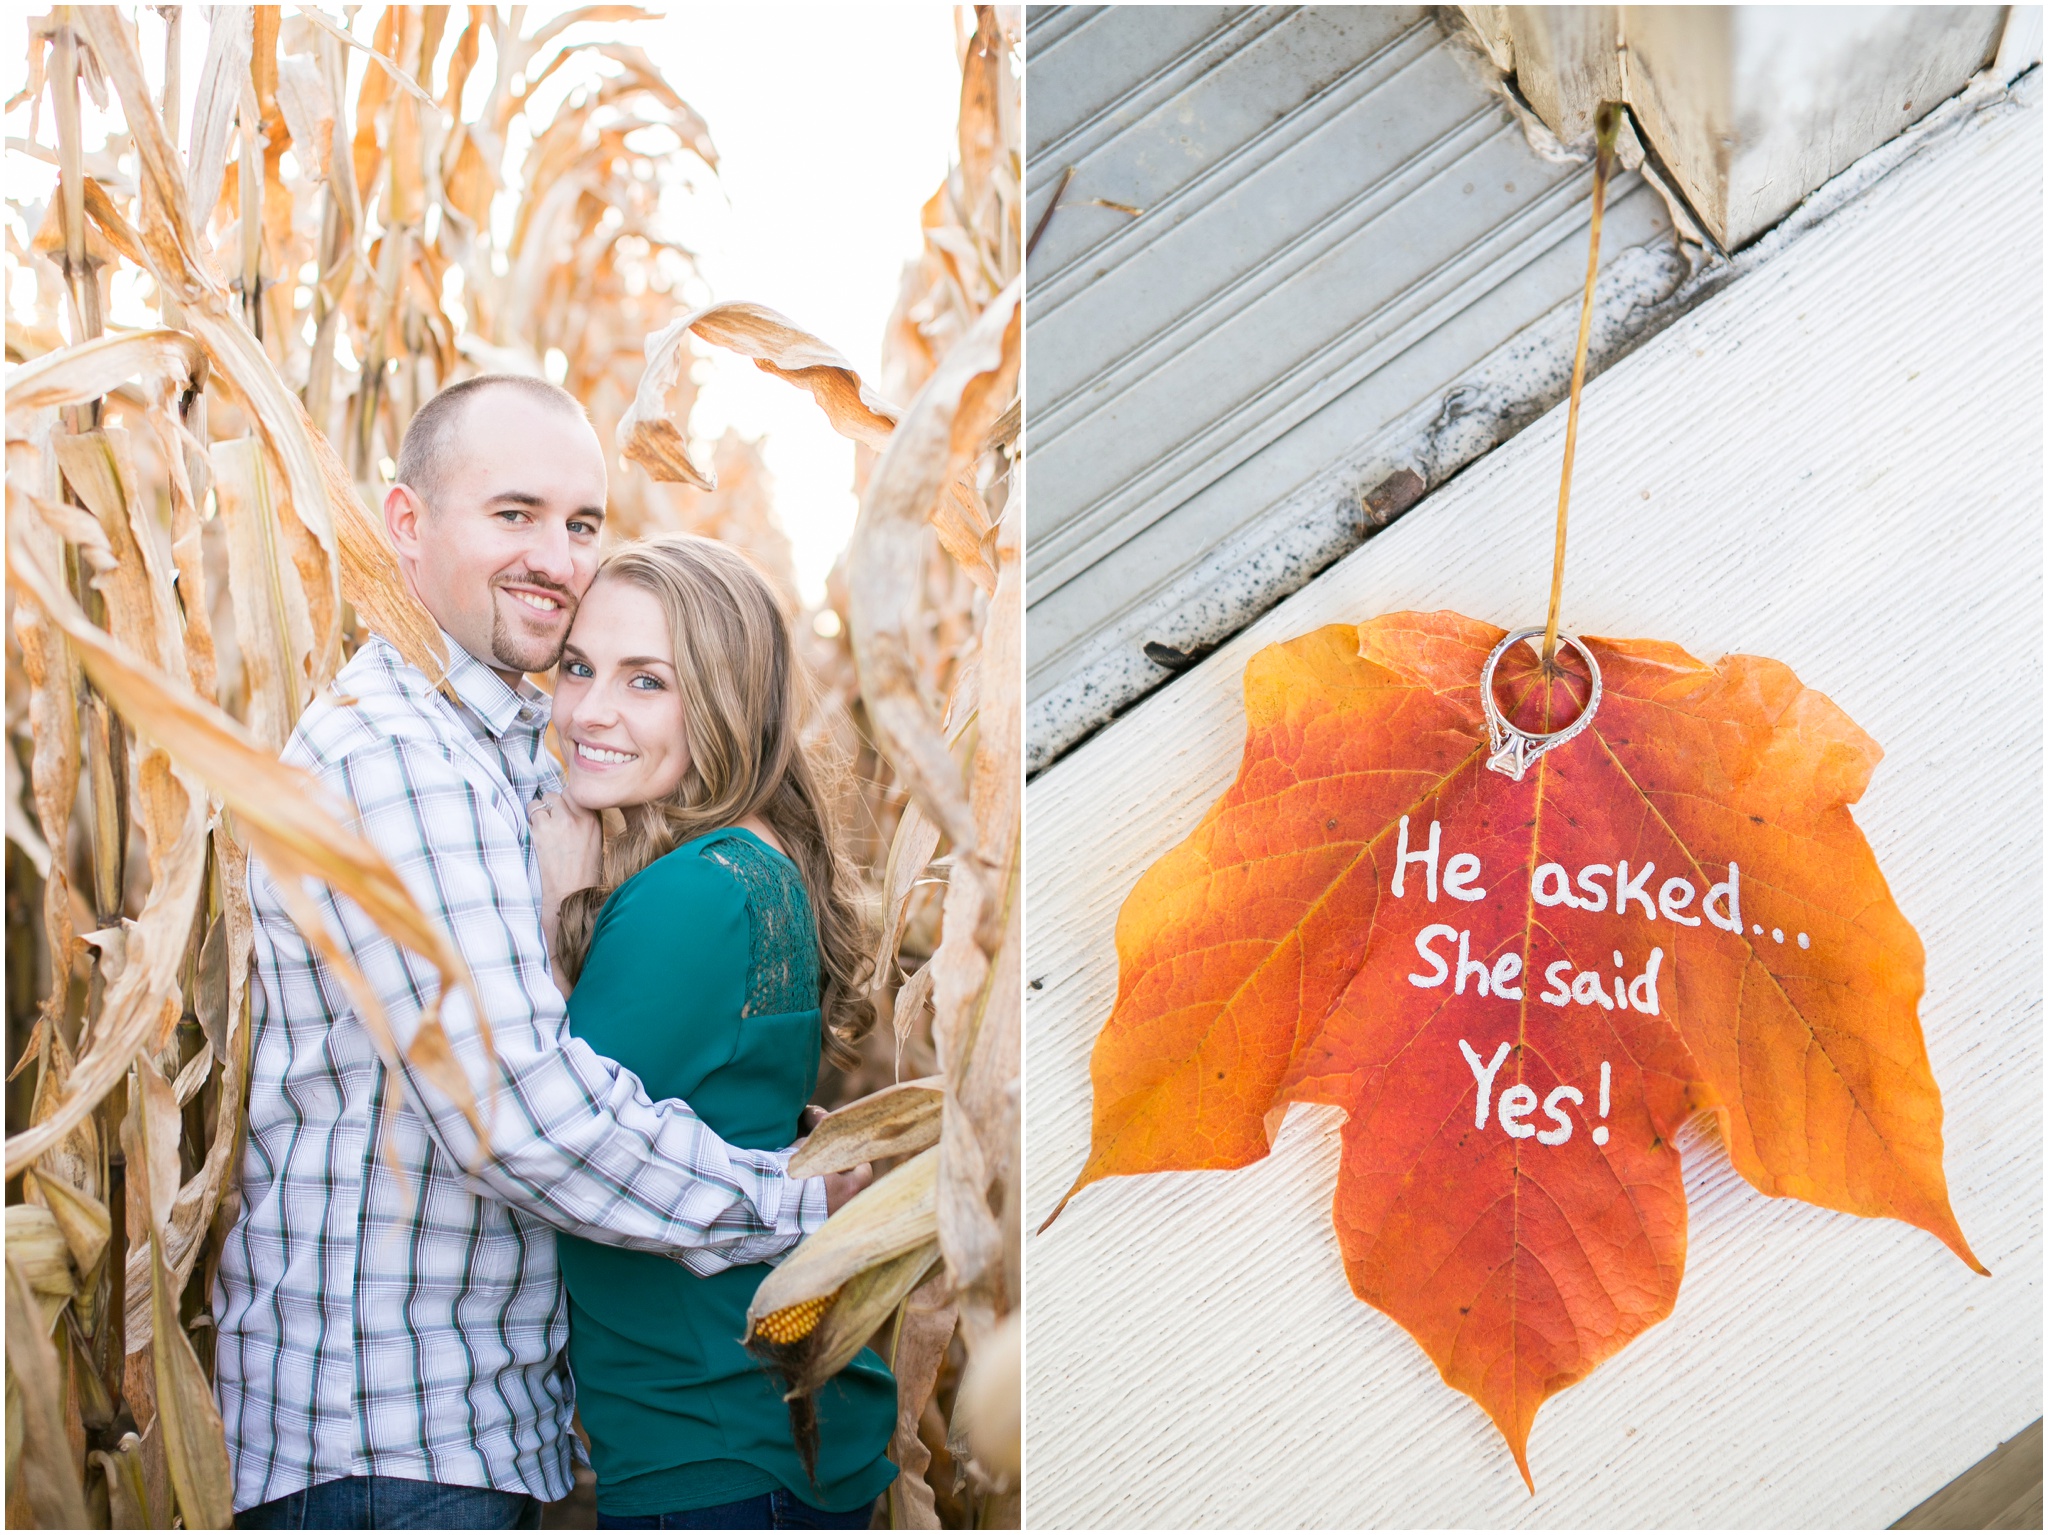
1459;5;2019;247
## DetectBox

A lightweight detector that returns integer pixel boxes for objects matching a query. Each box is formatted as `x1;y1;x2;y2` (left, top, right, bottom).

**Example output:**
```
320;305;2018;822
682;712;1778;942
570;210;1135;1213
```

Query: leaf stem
1541;101;1622;672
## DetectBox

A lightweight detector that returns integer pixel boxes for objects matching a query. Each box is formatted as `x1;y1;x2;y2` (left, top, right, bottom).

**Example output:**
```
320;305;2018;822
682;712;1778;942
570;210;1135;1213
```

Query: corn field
4;5;1021;1529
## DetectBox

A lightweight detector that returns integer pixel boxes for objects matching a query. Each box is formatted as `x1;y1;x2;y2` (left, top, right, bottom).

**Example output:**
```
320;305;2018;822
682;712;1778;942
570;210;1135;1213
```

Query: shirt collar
437;629;551;739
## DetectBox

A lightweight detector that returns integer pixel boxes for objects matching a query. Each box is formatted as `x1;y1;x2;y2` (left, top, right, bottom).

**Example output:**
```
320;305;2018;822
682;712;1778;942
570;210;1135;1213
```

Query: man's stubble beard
488;575;579;675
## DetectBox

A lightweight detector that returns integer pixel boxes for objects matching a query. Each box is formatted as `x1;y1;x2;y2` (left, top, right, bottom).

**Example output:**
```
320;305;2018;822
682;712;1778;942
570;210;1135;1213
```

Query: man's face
385;389;608;680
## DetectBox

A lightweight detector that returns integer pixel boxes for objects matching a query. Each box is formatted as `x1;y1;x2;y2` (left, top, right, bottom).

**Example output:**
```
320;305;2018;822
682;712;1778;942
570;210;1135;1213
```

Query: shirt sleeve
570;839;838;1277
254;729;827;1267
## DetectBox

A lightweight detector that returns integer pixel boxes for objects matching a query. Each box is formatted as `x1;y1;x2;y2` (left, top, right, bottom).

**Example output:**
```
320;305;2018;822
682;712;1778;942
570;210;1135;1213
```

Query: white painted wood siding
1022;71;2040;1530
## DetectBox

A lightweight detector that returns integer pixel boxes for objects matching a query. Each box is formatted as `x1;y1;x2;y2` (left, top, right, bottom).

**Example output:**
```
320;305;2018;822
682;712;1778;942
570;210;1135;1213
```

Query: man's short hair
395;374;588;510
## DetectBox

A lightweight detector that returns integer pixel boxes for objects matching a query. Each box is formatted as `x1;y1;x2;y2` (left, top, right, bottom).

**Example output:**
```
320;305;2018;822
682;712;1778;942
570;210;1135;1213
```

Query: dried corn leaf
2;328;204;438
4;1255;90;1531
934;478;996;591
583;44;718;164
178;825;261;1301
30;155;119;269
129;1054;183;1237
969;501;1022;864
887;1265;958;1532
929;832;1019;1318
145;392;222;701
134;1410;178;1521
19;485;113;568
124;954;250;1352
289;3;438;108
132;1063;235;1348
385;72;426;230
90;1424;162;1530
615;316;714;489
5;19;49;116
1;747;205;1184
202;331;341;687
76;12;204;280
82;7;344;692
25;1171;109;1278
620;302;897;489
52;428;187;680
213;820;257;1080
5;312;68;362
848;275;1020;866
276;51;335;182
442;124;496;231
440;12;481;116
8;476;83;1016
873;801;940;989
747;1145;939;1324
955;9;1002;217
196;914;229;1062
23;1026;98;1208
5;1206;74;1326
212;434;308;746
171;1044;210;1106
347;9;397;204
685;301;898;447
894;962;936;1062
186;7;254;235
524;6;666;59
788;1077;944;1177
137;1119;234;1532
80;168;146;269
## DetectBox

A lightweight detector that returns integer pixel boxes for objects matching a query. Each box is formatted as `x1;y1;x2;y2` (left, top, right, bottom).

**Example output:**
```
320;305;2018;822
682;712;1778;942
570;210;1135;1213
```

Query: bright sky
640;6;961;601
2;5;963;605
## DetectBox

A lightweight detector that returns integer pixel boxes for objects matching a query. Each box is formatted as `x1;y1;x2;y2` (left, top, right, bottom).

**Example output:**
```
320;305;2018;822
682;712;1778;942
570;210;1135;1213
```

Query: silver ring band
1479;627;1602;781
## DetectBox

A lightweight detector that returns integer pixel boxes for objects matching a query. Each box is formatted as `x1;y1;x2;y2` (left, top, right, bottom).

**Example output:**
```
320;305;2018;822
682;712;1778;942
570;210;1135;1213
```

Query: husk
747;1146;939;1324
787;1076;945;1177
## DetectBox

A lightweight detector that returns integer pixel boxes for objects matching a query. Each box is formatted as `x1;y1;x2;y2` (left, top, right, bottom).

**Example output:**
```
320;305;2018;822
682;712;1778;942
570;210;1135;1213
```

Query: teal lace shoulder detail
697;834;821;1018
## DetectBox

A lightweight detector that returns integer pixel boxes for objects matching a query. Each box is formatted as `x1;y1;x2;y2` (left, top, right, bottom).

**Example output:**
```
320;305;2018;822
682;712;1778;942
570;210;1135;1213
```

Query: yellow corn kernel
755;1289;837;1345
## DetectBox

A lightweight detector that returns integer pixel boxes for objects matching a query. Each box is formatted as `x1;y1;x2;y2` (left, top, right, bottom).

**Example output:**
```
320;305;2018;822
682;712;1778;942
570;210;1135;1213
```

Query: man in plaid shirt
216;377;862;1529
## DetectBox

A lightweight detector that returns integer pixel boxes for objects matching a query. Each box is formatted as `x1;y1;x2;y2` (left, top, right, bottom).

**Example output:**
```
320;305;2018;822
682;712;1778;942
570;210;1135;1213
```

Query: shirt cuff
786;1167;828;1239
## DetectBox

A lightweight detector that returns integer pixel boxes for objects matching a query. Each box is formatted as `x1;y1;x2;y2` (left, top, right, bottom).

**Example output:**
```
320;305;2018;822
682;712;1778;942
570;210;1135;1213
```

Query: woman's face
553;575;691;811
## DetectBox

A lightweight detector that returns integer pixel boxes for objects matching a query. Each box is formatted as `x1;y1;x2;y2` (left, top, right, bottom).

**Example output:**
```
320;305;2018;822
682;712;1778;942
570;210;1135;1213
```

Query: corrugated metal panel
1025;5;1684;770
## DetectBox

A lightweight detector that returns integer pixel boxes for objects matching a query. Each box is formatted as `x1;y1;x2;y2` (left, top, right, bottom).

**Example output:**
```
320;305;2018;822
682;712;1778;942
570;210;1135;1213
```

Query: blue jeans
236;1474;542;1529
595;1491;876;1529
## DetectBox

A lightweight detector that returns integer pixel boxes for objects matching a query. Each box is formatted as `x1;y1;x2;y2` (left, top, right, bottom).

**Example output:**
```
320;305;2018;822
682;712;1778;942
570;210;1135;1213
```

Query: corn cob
753;1288;840;1345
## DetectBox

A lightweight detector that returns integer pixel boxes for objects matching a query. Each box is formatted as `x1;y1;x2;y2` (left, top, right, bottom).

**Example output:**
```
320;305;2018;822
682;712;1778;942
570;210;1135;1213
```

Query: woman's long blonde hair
553;535;876;1066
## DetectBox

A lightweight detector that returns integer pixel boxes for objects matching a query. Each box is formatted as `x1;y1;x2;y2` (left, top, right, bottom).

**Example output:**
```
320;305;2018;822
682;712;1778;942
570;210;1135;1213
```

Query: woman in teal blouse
528;535;897;1530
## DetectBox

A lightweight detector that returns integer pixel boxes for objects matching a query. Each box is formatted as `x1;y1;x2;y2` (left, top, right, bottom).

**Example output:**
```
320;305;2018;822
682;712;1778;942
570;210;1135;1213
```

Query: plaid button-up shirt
213;633;824;1511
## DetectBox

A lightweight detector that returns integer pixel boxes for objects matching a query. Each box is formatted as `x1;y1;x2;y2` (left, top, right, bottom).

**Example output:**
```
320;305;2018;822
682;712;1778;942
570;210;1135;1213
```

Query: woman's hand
528;790;602;948
795;1107;874;1214
823;1162;874;1215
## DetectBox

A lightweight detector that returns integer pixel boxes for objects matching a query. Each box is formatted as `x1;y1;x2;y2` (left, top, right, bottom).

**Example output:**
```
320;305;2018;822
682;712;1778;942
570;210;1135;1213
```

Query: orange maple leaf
1049;610;1982;1489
